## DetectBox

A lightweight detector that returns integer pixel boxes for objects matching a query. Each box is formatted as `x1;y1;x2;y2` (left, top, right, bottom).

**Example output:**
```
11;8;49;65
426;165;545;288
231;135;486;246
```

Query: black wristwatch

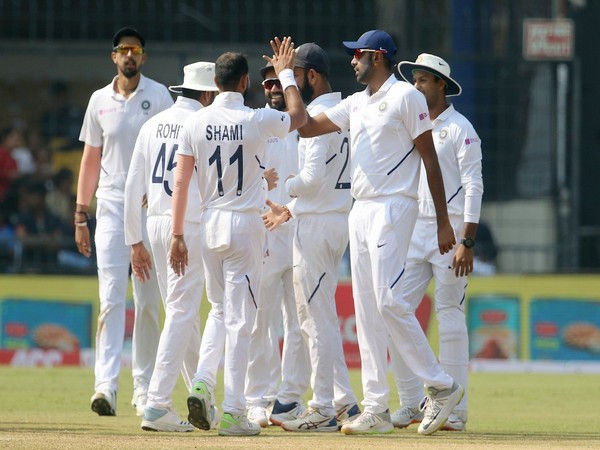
461;237;475;249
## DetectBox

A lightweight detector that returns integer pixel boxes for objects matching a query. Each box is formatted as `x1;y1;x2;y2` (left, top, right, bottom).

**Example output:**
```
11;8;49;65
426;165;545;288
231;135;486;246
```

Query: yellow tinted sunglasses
112;44;144;55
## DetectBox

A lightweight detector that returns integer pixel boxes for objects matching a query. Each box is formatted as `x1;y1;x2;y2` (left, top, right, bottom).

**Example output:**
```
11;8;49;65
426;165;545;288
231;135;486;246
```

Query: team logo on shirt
141;100;151;110
419;112;429;120
465;137;480;145
440;128;448;139
378;102;388;112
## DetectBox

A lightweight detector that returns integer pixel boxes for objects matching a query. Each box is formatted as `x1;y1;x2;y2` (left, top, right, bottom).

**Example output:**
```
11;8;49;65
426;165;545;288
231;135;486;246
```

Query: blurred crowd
0;81;95;274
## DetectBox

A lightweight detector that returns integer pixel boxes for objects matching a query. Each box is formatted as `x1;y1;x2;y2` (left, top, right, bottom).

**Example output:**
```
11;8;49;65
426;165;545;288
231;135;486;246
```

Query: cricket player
124;62;219;432
169;37;308;436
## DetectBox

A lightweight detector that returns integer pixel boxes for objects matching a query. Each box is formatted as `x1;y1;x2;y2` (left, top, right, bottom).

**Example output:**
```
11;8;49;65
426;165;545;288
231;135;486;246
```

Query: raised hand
263;36;296;76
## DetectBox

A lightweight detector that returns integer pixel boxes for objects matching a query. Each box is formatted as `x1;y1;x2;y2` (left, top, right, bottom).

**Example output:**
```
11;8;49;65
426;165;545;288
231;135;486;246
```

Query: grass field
1;367;599;449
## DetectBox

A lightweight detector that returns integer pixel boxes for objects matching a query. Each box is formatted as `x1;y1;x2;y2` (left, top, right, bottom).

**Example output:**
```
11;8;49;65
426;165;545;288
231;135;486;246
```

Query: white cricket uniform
124;96;209;410
79;74;173;395
324;75;454;414
286;92;357;417
178;91;291;415
246;126;311;409
389;104;483;413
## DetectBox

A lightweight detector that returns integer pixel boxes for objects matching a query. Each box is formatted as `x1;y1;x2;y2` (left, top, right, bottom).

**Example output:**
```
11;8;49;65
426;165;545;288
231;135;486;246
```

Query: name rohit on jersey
156;123;183;139
206;125;243;141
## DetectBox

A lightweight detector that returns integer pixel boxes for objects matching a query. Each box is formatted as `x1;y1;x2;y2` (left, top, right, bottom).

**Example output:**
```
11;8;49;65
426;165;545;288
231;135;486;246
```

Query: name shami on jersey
206;124;243;141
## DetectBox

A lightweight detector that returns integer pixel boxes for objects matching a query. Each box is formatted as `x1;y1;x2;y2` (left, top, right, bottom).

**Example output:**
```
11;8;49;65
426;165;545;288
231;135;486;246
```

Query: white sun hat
397;53;462;97
169;61;218;93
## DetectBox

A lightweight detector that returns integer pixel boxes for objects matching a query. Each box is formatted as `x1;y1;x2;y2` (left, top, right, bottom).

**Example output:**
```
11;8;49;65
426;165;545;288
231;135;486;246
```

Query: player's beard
266;92;286;111
356;55;374;84
121;61;140;79
299;72;314;104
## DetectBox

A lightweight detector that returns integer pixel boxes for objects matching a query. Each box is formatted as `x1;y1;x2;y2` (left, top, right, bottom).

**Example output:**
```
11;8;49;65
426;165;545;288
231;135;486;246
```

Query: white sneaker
131;387;147;417
90;390;116;416
340;410;394;435
248;406;269;428
442;411;467;431
141;408;194;432
391;404;424;428
281;408;338;432
210;405;221;430
218;412;261;436
187;380;212;430
269;400;305;426
335;403;361;429
418;382;464;435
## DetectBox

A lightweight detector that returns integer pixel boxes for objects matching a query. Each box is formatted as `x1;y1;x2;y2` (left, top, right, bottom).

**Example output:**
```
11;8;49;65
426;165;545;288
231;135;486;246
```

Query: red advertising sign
523;19;574;61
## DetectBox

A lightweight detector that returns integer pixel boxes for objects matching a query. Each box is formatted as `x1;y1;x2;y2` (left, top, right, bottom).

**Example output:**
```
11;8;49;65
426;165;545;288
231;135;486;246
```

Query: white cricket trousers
294;212;357;417
145;216;203;410
93;199;161;394
246;224;310;407
200;209;265;415
348;195;453;414
389;216;469;411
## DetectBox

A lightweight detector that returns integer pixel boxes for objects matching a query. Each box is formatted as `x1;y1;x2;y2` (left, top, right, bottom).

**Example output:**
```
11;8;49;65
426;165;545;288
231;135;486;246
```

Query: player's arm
414;130;455;254
298;112;340;138
453;125;484;276
169;153;194;275
453;222;478;277
74;143;101;257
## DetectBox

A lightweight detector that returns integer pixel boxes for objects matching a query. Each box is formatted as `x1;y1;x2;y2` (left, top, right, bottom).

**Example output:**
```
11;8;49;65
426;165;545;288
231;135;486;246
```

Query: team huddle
74;26;483;437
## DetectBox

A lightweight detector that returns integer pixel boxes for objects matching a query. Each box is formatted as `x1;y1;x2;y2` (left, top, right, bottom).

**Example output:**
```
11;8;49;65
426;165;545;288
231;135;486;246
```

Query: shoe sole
393;418;422;429
282;424;338;433
441;423;466;432
269;414;295;426
418;386;465;436
187;395;211;431
141;421;194;432
340;423;394;435
91;398;115;416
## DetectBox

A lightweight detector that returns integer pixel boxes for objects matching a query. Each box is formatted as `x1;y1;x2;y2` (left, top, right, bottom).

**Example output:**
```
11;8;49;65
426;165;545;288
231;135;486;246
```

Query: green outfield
0;367;598;449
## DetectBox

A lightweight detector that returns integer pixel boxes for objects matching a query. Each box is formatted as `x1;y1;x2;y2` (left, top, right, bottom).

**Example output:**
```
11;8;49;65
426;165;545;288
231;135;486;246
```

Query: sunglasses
354;48;388;60
112;44;144;55
262;78;282;90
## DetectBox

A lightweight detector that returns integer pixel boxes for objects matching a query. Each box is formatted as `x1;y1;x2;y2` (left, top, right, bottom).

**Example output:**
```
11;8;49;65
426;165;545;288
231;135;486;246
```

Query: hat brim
397;62;462;96
168;83;218;93
342;40;363;56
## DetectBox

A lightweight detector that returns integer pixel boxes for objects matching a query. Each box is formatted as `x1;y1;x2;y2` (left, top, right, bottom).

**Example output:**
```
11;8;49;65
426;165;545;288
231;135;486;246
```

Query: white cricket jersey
419;103;483;222
79;74;174;203
325;75;432;201
178;92;291;213
286;92;352;215
124;96;204;246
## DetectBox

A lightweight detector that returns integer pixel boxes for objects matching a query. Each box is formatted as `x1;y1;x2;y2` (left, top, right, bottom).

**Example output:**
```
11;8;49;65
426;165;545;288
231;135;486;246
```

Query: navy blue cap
342;30;397;62
112;27;145;48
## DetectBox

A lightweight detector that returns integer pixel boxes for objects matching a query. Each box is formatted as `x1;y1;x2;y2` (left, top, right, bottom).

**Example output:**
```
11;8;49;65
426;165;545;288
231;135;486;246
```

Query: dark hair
215;52;248;91
181;88;203;99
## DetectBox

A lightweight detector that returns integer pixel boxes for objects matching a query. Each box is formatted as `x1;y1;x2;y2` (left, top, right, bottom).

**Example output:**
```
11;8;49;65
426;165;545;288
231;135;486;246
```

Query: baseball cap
259;61;275;79
295;43;330;76
342;29;397;62
397;53;462;96
169;62;219;93
112;26;145;48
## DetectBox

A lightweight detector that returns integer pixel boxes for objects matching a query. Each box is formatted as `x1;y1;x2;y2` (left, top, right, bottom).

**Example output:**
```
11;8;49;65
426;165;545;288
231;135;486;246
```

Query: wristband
172;233;184;238
74;221;88;228
282;205;292;222
278;69;297;91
